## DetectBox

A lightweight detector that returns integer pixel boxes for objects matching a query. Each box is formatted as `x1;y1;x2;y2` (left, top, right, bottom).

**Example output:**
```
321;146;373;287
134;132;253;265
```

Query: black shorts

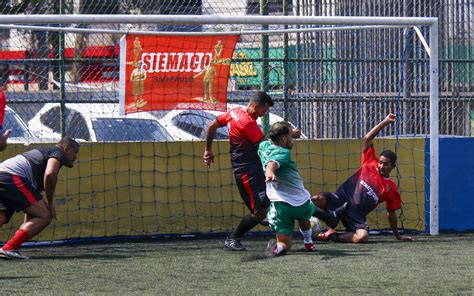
234;165;269;214
320;191;368;232
0;172;43;212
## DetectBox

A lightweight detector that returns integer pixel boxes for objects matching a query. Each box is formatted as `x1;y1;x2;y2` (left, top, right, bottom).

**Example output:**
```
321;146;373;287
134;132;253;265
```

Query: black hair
249;91;274;107
57;137;80;151
380;150;397;166
268;121;291;143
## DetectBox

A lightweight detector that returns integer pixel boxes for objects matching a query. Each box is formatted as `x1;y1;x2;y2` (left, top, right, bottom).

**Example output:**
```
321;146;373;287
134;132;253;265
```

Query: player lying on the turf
313;113;413;243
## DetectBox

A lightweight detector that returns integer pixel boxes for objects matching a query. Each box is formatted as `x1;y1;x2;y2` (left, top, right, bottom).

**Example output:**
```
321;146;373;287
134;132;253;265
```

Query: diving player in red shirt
313;114;413;243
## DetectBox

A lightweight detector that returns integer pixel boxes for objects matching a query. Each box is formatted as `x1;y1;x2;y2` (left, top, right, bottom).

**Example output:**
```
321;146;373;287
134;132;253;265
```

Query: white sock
275;243;284;255
301;229;313;244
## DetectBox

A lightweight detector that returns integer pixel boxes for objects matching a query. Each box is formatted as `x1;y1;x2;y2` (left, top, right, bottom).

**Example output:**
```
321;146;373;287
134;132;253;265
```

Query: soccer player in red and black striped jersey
0;89;12;151
0;89;13;229
0;137;79;259
313;114;413;243
204;91;301;251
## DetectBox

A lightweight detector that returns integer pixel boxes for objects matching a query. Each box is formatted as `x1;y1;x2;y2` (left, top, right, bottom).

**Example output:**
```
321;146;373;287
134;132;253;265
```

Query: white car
155;104;306;141
28;103;173;142
2;106;55;144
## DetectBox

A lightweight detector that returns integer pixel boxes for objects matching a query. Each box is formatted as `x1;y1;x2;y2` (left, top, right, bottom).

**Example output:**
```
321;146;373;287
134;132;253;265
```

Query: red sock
2;229;31;251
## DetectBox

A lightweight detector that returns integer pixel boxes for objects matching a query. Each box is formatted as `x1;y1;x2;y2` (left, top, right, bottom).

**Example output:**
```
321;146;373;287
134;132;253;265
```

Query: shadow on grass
30;253;131;260
240;248;372;262
316;249;372;260
0;276;40;280
240;252;271;262
291;248;373;260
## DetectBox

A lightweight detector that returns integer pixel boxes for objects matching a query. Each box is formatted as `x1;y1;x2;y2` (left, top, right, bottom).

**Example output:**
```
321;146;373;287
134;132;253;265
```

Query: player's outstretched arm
388;210;413;241
0;128;12;152
363;113;397;150
203;120;220;168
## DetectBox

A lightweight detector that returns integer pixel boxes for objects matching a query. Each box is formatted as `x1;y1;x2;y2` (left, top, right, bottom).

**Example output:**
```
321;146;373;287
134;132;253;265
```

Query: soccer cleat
303;242;316;252
317;229;337;241
264;238;277;257
326;202;348;229
224;237;246;251
0;248;29;260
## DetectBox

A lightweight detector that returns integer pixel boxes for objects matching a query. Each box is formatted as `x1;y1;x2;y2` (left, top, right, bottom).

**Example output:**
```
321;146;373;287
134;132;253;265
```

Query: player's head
269;121;293;149
247;91;274;118
378;149;397;177
57;137;80;168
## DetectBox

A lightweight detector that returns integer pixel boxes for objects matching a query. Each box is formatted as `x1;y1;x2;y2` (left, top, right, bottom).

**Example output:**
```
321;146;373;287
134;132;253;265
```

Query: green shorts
267;200;316;236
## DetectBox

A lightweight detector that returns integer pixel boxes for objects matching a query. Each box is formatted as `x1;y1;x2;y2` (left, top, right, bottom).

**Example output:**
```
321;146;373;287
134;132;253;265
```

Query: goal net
0;15;440;245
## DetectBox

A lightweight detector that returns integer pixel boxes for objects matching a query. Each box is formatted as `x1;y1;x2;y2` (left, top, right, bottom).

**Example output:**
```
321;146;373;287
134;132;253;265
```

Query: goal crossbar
0;24;415;36
0;14;437;26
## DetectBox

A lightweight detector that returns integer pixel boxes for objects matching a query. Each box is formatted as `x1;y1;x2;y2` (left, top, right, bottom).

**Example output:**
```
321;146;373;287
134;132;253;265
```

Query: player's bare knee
33;208;53;226
355;236;369;243
352;237;367;243
353;231;369;243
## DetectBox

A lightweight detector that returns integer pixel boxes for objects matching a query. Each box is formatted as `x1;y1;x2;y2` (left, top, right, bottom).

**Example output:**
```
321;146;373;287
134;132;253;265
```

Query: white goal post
0;14;439;235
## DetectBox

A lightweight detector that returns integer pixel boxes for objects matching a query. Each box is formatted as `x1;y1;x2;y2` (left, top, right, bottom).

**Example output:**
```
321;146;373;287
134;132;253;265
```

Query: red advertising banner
119;34;239;115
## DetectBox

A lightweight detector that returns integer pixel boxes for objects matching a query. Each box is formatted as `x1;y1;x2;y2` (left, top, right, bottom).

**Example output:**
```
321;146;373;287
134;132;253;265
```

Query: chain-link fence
0;0;472;140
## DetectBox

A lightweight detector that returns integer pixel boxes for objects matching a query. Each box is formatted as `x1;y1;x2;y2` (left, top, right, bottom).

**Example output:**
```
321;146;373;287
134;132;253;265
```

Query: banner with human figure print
119;34;239;115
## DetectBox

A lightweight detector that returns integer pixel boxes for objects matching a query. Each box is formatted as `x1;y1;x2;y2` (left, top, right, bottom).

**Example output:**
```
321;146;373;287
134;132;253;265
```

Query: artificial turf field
1;233;473;294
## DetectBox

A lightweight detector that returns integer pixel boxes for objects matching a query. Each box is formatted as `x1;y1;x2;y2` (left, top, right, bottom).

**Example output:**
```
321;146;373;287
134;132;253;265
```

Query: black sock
230;214;259;239
313;207;331;221
313;206;339;229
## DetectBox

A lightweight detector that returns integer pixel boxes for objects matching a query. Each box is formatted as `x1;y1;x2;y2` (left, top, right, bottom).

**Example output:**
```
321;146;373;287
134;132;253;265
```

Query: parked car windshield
3;108;32;138
171;110;229;139
39;106;91;141
92;118;173;142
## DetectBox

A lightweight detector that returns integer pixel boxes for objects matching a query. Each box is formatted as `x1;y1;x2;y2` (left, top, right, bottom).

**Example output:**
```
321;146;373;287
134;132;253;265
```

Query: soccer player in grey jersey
0;137;79;260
